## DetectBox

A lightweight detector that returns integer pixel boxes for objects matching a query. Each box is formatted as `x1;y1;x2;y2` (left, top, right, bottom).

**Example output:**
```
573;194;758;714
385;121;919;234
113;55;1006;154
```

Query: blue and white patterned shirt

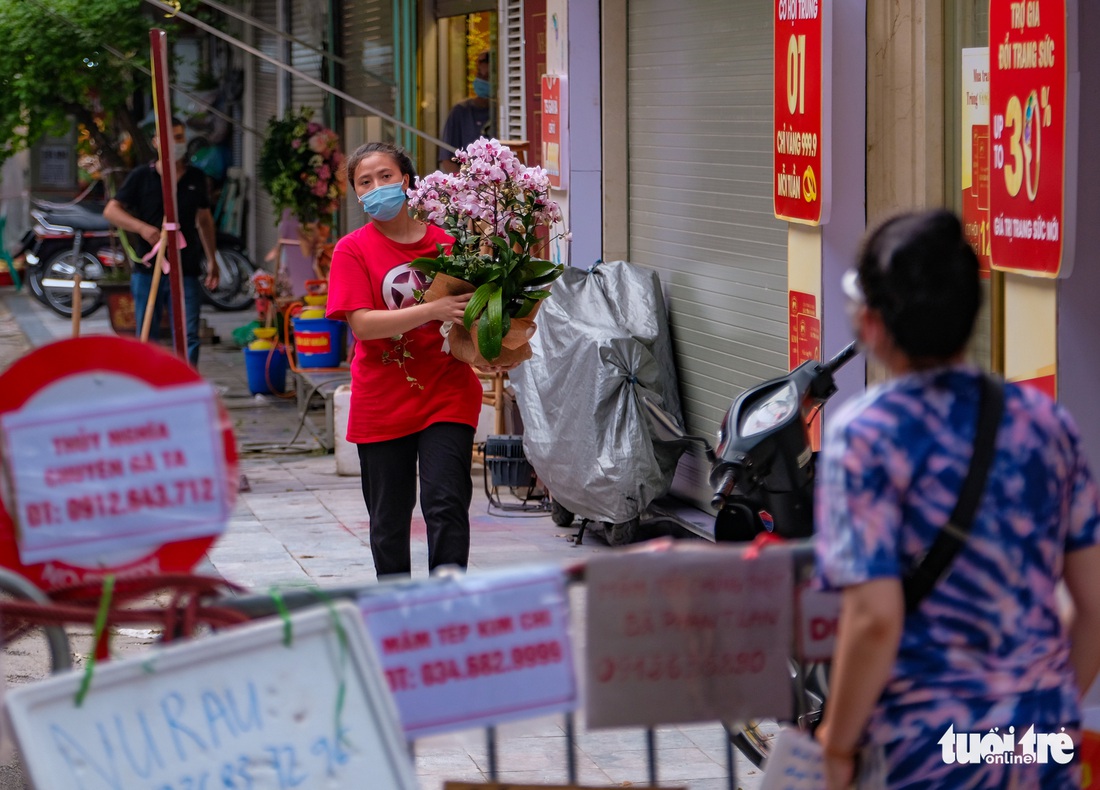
815;365;1100;748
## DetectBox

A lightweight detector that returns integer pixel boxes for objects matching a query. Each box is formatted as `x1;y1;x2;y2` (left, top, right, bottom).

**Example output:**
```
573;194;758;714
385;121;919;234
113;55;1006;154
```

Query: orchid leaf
478;287;504;361
464;282;497;331
513;297;538;319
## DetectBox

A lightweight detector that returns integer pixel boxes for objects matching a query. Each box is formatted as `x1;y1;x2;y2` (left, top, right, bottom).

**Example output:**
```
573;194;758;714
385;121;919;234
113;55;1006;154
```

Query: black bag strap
902;374;1005;614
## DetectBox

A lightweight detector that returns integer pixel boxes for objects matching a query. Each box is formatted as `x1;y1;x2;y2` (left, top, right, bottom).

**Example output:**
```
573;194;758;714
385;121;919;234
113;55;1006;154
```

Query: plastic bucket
292;316;343;368
244;346;288;395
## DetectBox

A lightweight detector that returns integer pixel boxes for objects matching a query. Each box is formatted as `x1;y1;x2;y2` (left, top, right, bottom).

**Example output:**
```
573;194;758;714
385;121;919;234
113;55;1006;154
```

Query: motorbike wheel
727;661;828;769
26;241;70;304
550;500;574;528
41;249;104;318
201;249;255;311
601;518;639;546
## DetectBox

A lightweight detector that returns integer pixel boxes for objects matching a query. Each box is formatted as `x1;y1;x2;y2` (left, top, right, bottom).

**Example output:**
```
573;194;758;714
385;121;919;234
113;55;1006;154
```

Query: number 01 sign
989;0;1077;277
773;0;831;225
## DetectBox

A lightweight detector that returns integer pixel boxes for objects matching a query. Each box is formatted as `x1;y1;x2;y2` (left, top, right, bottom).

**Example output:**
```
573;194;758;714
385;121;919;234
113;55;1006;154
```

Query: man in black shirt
104;119;219;365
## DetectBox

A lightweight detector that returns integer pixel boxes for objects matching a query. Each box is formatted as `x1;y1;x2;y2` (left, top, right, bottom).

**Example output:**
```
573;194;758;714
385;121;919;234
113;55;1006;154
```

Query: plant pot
101;280;174;338
448;322;535;368
422;272;476;301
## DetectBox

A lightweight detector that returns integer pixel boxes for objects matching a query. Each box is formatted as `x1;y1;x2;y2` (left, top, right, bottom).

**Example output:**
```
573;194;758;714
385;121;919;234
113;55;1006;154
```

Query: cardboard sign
773;0;831;224
0;337;236;591
759;728;825;790
1;383;229;565
358;566;577;738
796;583;840;662
988;0;1073;276
6;602;418;790
585;544;793;729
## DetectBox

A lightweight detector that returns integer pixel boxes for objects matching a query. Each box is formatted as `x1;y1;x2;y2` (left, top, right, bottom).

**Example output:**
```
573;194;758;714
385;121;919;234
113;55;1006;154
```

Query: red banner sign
988;0;1068;276
773;0;829;225
541;75;566;190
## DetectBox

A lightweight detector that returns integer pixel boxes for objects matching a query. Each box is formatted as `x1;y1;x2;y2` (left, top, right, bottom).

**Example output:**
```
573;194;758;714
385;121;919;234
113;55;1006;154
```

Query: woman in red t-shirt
327;142;483;577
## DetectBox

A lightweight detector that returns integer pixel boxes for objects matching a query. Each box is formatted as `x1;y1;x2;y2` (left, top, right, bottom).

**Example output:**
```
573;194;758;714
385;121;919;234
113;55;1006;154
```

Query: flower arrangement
407;137;569;363
258;108;346;230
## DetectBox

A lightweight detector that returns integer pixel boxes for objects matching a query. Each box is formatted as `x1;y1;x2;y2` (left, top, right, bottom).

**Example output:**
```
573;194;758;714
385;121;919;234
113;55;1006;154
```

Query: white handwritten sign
5;602;418;790
797;583;840;662
358;566;577;738
585;544;793;728
759;728;825;790
0;383;229;564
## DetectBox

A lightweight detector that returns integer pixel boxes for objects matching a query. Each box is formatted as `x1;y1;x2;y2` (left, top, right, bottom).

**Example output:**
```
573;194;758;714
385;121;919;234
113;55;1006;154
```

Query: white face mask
173;142;189;162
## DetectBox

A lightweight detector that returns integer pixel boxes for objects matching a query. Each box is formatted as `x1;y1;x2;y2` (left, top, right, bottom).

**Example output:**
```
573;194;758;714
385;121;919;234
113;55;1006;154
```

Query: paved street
0;288;769;789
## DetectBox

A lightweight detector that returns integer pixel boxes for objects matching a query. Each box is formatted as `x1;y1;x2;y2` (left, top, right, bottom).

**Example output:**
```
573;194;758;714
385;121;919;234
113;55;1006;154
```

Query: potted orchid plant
258;108;346;256
407;137;568;364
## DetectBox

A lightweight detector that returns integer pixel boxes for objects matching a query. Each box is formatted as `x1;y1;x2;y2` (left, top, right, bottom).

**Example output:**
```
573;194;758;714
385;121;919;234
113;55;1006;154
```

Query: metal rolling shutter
628;0;787;505
342;0;396;121
252;0;280;263
290;3;328;115
500;0;526;142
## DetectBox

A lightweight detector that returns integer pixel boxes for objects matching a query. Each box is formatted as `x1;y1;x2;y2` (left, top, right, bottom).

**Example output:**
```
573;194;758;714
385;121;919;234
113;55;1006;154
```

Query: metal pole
149;29;188;362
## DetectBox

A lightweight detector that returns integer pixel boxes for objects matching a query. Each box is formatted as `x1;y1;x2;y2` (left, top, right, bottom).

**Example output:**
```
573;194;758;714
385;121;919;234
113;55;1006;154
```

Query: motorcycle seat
37;207;111;232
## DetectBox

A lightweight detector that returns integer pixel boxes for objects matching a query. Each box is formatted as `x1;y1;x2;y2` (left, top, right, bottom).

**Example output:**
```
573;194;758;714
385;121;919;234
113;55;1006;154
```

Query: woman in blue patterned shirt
814;209;1100;789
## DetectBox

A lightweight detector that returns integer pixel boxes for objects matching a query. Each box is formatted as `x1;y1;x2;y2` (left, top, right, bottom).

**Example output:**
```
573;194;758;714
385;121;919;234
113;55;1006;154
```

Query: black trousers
356;422;474;578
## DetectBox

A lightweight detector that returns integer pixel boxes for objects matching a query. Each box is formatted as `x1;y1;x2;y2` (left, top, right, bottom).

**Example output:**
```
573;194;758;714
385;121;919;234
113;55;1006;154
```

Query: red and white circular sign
0;337;237;591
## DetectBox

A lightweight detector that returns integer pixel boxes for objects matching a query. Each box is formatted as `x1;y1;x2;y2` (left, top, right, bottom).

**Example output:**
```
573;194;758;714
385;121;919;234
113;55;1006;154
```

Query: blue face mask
358;181;407;221
473;77;491;99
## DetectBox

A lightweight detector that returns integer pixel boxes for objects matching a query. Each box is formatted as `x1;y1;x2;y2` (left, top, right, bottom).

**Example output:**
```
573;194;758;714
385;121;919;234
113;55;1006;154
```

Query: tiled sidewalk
0;289;769;789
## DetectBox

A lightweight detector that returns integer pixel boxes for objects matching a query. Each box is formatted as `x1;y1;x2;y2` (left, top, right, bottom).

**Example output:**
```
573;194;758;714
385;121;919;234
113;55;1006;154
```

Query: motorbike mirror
640;393;716;460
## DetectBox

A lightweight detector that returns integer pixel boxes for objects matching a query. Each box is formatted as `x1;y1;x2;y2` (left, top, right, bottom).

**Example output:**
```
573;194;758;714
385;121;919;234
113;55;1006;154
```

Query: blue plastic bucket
292;316;343;368
244;345;288;395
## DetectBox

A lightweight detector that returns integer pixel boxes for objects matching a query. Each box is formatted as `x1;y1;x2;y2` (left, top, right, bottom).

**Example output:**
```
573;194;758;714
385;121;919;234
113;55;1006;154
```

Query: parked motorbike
24;201;121;318
644;341;859;542
643;342;859;768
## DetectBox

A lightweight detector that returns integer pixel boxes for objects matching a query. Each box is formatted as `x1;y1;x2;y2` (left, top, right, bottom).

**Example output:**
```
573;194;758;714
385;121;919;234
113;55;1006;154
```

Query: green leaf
478;287;504;361
464;282;498;331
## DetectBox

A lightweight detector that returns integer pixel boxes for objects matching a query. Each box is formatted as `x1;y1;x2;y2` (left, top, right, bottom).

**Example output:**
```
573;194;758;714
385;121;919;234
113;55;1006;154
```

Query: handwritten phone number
151;733;348;790
594;649;767;684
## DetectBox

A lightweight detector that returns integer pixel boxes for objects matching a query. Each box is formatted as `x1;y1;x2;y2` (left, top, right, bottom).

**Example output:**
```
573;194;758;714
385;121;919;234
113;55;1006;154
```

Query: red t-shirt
326;222;482;443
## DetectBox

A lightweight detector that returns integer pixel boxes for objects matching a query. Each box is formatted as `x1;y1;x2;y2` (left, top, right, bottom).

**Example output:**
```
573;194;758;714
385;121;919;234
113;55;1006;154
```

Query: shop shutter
290;2;328;116
252;0;281;264
627;0;787;505
500;0;526;143
342;0;396;122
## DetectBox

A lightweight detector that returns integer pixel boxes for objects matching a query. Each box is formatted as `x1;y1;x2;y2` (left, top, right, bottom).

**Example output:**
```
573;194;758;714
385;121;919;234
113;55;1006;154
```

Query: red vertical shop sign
773;0;830;225
988;0;1072;277
541;75;567;190
789;291;822;448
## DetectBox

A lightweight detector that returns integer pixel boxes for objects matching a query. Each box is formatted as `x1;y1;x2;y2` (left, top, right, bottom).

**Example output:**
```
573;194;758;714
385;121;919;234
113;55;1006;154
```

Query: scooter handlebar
710;468;738;509
822;341;859;376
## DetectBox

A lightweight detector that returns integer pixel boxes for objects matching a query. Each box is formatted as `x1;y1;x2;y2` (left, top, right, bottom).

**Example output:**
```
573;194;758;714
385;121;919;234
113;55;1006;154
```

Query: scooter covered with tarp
509;260;685;545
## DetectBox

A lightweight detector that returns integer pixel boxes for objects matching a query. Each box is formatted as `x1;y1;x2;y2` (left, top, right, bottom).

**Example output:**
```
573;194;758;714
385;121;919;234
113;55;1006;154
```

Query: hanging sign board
988;0;1076;277
0;337;236;591
584;544;793;729
6;602;418;790
358;566;577;738
2;382;228;565
773;0;831;225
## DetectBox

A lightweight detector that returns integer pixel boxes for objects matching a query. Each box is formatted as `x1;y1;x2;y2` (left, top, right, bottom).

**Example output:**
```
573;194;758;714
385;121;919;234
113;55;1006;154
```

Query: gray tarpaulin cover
510;260;685;524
